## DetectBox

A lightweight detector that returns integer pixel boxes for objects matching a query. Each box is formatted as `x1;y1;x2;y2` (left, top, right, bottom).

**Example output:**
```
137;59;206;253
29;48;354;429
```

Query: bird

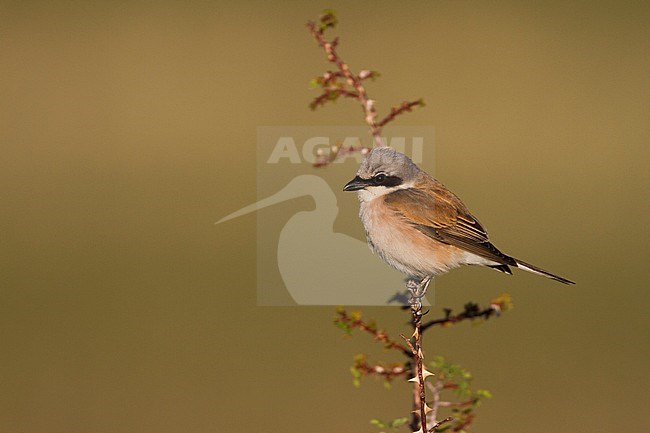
343;147;574;285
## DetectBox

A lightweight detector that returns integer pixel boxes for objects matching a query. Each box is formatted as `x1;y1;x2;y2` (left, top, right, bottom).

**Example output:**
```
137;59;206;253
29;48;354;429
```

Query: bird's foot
406;276;431;319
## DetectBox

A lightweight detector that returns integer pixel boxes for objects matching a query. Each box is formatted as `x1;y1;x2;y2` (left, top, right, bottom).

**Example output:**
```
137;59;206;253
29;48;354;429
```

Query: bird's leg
406;275;431;318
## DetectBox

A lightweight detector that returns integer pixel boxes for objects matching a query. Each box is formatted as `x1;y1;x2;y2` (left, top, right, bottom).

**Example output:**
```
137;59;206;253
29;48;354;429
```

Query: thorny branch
378;99;426;128
353;354;408;382
335;308;411;356
335;294;511;432
308;10;510;432
421;294;512;332
306;10;425;165
405;277;431;433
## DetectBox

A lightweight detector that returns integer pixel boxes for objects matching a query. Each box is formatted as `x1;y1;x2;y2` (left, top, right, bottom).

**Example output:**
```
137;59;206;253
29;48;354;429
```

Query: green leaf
319;9;338;32
476;389;493;399
350;365;362;388
334;320;351;335
370;417;408;432
389;418;408;428
455;380;471;397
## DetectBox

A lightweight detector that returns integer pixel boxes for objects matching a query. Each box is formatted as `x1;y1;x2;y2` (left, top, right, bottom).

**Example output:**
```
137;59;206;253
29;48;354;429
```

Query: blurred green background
1;1;648;432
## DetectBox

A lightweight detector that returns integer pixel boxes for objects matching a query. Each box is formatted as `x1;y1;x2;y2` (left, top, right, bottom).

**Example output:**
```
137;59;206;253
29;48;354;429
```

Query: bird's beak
343;176;369;192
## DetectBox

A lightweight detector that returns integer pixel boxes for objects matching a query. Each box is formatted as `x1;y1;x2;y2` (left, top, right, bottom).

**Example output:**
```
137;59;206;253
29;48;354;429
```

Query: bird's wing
383;180;515;266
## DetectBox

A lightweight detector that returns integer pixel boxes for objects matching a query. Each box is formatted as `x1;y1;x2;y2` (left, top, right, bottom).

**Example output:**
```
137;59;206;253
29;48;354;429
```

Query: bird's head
343;147;419;201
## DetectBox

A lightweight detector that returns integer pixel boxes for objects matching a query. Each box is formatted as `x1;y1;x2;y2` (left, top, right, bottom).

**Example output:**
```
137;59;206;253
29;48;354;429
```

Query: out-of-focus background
1;1;648;432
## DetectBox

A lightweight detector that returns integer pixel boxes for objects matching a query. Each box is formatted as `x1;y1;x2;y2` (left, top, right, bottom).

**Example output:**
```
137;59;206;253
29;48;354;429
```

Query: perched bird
343;147;574;285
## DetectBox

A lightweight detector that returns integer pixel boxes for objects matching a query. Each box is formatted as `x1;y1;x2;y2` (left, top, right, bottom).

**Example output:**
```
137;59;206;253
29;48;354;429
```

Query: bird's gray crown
357;147;419;181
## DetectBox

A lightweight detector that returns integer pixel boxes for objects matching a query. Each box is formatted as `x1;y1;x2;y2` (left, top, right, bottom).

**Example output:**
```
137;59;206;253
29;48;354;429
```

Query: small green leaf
353;353;366;363
319;9;338;31
476;389;493;399
334;320;351;335
389;418;408;428
370;417;408;432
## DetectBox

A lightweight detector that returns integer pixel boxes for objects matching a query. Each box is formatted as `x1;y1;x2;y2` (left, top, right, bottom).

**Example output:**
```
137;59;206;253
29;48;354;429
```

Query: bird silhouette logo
217;174;426;306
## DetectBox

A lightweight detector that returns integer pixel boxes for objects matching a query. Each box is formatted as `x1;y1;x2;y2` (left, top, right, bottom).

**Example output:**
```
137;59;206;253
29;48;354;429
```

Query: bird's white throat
356;181;414;203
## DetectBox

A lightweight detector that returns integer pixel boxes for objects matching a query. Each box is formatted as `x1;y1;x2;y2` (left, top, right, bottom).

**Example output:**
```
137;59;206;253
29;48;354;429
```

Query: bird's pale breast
359;195;467;278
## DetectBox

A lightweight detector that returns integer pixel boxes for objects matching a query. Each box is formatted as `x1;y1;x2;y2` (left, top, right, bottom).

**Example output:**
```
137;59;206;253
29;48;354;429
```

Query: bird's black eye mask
371;172;403;187
343;173;403;191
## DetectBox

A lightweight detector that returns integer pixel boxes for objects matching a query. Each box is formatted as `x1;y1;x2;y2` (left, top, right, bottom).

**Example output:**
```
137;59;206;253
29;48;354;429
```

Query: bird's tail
513;258;575;285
